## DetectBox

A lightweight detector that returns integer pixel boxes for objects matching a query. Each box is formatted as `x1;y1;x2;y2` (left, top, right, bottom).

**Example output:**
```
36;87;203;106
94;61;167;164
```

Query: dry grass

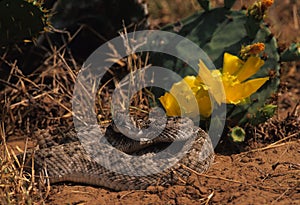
0;122;49;204
0;26;154;203
0;29;149;134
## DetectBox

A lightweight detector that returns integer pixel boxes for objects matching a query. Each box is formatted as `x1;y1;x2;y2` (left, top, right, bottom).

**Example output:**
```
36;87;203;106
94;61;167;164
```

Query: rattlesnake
29;112;214;191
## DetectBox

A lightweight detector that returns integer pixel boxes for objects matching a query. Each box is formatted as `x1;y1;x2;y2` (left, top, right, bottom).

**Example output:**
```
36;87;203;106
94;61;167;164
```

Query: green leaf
244;16;261;39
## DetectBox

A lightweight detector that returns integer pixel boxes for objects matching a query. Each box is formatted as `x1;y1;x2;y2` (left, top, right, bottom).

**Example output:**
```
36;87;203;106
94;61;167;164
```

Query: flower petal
182;76;196;88
238;77;269;98
160;76;199;117
223;53;244;75
236;56;265;82
159;93;181;116
198;60;225;105
196;95;213;118
160;75;213;118
224;77;269;104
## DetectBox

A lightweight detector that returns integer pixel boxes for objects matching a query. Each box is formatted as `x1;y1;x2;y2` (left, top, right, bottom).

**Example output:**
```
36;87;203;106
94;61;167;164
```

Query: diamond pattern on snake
27;111;214;191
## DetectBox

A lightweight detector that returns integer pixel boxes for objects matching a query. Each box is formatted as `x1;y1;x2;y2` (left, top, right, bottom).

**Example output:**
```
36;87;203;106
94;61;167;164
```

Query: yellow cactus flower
160;52;269;117
219;53;269;104
159;74;213;118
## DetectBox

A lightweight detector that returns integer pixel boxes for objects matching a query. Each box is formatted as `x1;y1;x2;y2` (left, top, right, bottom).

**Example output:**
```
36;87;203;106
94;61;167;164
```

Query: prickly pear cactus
50;0;148;31
47;0;149;62
0;0;48;46
1;0;149;76
151;0;299;127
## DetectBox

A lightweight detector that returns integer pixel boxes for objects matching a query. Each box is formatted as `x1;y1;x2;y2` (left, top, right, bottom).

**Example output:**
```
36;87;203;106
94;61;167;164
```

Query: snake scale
29;113;214;191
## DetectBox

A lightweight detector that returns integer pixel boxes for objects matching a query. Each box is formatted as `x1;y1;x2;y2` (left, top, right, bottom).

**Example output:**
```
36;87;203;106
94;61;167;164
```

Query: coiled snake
30;112;214;191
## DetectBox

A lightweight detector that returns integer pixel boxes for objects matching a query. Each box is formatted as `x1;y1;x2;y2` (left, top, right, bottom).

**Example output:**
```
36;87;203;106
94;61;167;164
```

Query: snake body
31;115;214;191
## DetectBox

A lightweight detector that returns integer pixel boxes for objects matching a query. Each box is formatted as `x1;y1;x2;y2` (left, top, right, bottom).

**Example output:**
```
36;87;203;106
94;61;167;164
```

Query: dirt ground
45;66;300;205
44;141;300;205
2;0;300;204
